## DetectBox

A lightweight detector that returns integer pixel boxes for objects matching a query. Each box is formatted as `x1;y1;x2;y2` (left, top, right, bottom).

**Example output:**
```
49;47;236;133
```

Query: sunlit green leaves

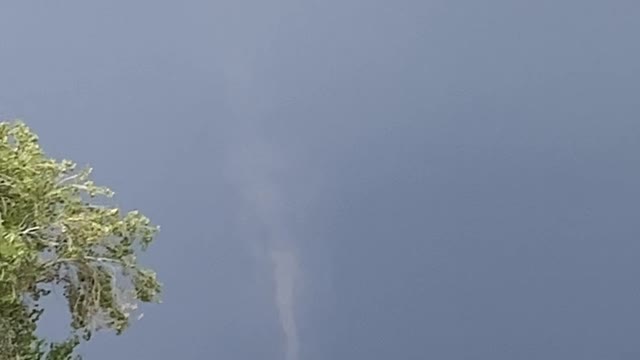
0;120;161;359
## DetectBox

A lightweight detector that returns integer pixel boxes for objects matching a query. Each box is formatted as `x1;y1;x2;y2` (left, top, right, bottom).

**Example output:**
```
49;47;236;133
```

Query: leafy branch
0;121;161;359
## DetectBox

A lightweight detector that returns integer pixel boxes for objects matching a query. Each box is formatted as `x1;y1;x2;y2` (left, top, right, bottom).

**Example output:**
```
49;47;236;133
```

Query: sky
1;1;640;359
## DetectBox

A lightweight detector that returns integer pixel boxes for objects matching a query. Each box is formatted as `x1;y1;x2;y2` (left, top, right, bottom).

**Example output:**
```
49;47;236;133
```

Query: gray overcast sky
2;1;640;359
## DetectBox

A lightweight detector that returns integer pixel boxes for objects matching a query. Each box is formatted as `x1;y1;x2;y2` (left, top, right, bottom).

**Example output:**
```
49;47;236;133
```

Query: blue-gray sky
2;1;640;359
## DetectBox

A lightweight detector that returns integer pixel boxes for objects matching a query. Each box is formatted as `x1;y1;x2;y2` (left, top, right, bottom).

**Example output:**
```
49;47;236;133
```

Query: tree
0;121;161;359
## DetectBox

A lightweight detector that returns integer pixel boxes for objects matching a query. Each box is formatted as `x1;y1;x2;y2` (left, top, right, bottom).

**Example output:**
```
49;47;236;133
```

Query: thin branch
56;173;82;185
20;226;40;235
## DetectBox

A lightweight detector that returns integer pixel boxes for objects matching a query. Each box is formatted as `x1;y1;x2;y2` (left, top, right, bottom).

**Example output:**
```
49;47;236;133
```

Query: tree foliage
0;121;161;359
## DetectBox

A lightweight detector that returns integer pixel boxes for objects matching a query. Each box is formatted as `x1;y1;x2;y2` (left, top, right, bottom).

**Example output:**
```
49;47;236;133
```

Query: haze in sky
1;1;640;359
